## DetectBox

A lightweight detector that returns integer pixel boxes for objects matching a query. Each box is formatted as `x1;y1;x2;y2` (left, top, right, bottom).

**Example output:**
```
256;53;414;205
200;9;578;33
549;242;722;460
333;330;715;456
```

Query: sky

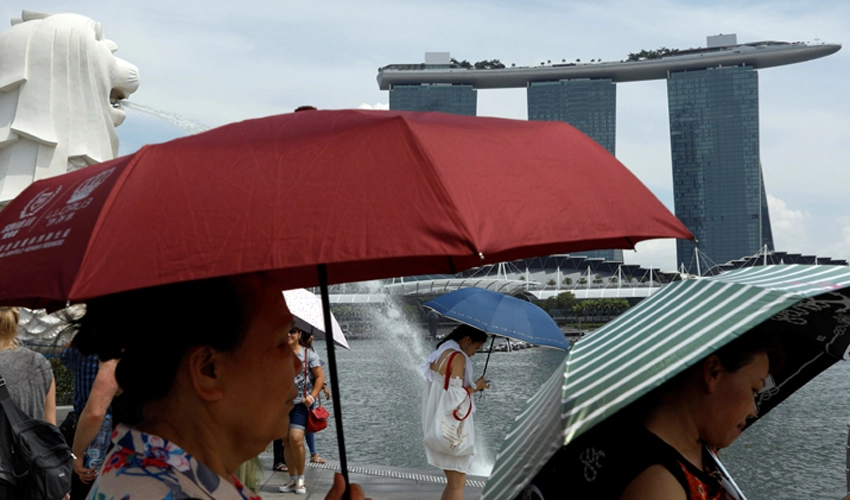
3;0;848;272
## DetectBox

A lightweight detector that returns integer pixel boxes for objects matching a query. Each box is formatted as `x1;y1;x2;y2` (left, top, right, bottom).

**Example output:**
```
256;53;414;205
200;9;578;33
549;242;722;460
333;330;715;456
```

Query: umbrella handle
319;265;351;499
480;336;496;381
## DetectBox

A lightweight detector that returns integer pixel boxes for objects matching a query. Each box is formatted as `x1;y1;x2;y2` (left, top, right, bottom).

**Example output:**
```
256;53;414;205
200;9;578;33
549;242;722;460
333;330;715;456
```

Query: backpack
0;372;72;500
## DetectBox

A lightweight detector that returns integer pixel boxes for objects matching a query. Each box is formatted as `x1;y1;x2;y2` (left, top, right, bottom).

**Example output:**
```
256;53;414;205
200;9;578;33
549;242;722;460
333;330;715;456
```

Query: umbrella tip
478;252;485;260
295;105;317;112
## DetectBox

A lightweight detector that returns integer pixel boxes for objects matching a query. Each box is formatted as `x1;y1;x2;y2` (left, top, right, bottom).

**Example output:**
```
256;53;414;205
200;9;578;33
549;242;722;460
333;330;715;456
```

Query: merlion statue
0;10;139;205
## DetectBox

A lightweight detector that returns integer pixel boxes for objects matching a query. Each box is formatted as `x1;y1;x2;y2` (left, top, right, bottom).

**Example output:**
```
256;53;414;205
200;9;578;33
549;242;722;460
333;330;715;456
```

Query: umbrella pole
318;264;351;498
480;335;496;380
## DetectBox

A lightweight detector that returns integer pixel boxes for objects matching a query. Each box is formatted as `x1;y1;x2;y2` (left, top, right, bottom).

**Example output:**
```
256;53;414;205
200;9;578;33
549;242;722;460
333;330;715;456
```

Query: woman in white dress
421;324;490;500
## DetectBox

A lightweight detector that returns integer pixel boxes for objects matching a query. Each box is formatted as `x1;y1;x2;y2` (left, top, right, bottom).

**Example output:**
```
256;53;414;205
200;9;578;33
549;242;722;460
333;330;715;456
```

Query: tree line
536;291;630;320
450;58;506;69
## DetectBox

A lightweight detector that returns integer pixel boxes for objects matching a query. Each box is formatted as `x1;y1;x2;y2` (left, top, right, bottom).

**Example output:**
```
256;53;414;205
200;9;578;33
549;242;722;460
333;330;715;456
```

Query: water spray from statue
123;101;211;134
356;281;495;475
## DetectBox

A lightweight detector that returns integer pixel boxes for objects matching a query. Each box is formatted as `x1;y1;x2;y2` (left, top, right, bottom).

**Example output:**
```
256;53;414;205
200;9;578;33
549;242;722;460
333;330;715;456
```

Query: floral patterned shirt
86;425;261;500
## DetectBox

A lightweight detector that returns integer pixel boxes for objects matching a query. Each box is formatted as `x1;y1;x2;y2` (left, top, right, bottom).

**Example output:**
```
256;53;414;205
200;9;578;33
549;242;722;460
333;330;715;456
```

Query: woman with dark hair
421;324;490;500
616;333;782;500
80;274;365;500
543;331;783;500
279;326;325;495
301;329;329;465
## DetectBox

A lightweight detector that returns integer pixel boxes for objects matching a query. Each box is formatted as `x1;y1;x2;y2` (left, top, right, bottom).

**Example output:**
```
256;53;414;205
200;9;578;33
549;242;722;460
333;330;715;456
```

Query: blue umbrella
424;288;570;378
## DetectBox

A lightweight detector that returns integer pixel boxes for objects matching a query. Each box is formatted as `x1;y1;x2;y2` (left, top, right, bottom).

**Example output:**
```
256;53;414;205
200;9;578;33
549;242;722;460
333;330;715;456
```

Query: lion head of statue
0;10;140;203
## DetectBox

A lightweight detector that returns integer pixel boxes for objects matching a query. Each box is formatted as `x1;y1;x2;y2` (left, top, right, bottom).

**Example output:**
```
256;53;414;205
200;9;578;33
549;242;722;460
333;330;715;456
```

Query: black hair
73;276;252;404
435;323;488;349
714;329;785;373
68;317;98;356
298;328;313;348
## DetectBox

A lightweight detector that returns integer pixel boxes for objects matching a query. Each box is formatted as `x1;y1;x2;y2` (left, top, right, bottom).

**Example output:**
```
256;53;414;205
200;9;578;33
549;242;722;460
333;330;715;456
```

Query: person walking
60;329;120;499
279;327;325;495
421;324;489;500
300;330;329;465
0;306;57;499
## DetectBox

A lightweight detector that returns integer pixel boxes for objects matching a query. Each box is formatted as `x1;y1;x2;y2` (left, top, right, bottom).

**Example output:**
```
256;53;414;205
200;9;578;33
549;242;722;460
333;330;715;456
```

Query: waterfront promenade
254;454;486;499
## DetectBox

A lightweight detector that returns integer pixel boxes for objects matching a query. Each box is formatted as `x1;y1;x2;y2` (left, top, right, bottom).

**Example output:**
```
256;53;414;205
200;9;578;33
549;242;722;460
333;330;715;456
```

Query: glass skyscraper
527;79;622;262
668;65;773;272
527;79;616;154
389;84;477;116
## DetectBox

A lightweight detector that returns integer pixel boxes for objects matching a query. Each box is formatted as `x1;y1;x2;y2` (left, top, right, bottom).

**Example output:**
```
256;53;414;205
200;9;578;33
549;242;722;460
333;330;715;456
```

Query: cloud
767;194;812;253
623;238;678;272
358;103;389;110
823;215;850;261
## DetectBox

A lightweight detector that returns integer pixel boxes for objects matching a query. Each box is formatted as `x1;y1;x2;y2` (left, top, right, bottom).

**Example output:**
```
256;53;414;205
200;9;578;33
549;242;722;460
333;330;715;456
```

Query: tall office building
389;83;477;115
527;79;622;261
527;79;616;153
668;65;774;271
379;38;838;270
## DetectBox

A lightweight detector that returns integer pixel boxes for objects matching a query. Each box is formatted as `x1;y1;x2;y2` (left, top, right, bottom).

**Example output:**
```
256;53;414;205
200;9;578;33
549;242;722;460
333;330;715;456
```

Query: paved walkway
255;455;486;499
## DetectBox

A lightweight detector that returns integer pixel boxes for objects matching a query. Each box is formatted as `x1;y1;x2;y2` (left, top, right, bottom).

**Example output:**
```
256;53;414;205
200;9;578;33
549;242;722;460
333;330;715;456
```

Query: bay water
312;337;850;499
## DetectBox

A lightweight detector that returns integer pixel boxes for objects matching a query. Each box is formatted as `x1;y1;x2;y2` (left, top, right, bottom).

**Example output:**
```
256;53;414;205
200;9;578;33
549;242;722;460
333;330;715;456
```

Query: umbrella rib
396;117;482;259
68;149;150;300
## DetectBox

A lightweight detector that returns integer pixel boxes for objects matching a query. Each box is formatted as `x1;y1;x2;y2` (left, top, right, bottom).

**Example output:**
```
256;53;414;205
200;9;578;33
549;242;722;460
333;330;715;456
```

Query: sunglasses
288;329;301;335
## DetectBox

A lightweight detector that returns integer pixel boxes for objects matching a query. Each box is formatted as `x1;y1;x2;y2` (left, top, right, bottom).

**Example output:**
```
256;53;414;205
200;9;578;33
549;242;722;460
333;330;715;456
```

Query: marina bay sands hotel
376;34;840;272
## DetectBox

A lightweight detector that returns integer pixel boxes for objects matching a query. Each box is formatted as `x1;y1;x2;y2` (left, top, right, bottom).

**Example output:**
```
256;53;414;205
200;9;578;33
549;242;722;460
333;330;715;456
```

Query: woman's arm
43;378;57;425
448;354;489;393
309;365;325;402
72;359;120;481
619;465;687;500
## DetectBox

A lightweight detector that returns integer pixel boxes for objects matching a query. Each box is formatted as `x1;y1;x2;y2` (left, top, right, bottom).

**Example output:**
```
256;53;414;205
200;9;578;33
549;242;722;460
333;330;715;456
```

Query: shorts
289;403;309;431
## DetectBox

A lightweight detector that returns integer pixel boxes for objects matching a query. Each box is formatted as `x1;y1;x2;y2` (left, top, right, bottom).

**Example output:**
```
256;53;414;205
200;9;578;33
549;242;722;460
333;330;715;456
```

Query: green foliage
626;47;680;62
49;357;74;406
451;58;472;69
452;58;505;70
539;292;577;317
473;59;506;69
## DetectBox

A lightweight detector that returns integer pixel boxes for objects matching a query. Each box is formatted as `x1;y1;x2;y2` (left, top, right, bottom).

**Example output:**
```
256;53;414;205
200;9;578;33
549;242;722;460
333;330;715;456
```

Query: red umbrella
0;108;691;492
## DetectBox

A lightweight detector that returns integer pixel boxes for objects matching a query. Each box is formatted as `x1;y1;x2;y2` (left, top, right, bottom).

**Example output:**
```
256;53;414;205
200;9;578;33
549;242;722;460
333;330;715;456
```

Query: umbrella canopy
0;108;691;493
483;264;850;500
424;288;570;350
0;109;691;308
282;288;349;349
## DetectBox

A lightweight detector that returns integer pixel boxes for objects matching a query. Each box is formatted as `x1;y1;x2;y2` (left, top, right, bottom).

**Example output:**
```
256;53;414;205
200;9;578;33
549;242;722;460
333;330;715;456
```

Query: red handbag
303;349;329;433
307;399;330;433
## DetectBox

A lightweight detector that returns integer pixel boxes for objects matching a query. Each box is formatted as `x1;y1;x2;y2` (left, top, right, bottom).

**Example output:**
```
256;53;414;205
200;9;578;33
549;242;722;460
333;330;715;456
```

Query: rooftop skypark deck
376;40;841;90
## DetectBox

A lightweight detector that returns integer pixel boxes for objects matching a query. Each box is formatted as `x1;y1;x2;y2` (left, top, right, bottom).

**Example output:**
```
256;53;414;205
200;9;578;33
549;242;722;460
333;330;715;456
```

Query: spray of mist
361;280;495;475
123;101;211;134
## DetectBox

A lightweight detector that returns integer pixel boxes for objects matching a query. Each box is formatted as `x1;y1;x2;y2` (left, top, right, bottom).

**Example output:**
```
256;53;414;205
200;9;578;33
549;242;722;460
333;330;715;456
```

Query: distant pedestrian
60;326;120;499
421;324;489;500
279;327;325;495
301;330;329;464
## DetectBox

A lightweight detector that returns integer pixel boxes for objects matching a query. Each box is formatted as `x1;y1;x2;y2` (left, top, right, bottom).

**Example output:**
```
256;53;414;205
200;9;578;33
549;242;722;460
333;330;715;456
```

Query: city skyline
2;0;846;272
379;37;834;270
